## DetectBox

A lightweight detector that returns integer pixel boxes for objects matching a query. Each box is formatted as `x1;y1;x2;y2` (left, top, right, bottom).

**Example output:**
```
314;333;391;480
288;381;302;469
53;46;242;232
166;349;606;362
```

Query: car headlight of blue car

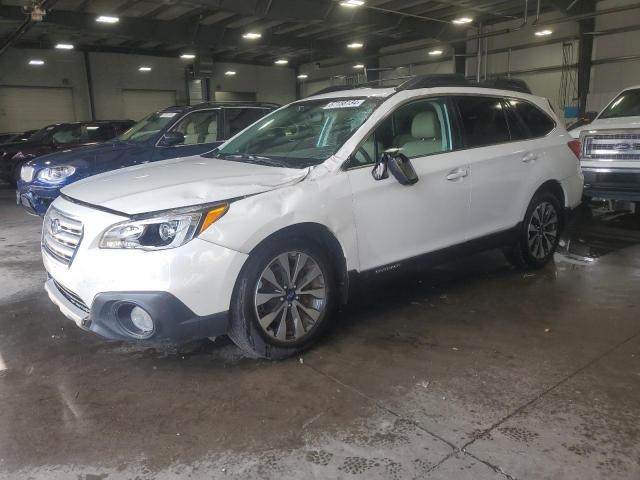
37;165;76;182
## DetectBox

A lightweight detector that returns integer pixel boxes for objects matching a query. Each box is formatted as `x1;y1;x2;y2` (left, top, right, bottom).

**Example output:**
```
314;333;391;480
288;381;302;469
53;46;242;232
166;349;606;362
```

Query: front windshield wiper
214;153;289;168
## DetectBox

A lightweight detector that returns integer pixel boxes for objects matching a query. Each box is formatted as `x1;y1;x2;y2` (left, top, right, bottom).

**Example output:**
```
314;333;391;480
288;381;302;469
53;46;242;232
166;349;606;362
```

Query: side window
52;125;82;145
508;99;555;137
85;125;115;142
227;108;270;137
503;100;530;141
454;96;510;148
170;110;219;145
351;97;453;166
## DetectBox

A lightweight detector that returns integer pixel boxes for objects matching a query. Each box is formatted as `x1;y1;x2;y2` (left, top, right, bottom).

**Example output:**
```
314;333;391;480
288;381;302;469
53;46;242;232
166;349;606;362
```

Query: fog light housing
117;304;155;339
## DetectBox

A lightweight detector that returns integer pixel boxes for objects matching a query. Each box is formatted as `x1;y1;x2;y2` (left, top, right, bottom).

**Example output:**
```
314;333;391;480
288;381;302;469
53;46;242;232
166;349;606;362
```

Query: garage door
122;89;177;121
0;86;76;132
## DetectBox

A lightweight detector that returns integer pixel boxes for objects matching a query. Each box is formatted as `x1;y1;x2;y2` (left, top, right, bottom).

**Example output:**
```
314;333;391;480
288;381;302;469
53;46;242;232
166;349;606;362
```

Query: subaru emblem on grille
51;218;61;235
614;143;632;151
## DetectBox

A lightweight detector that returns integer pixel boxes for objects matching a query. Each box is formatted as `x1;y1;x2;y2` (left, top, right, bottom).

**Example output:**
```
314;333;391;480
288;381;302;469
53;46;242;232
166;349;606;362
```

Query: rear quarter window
508;99;555;137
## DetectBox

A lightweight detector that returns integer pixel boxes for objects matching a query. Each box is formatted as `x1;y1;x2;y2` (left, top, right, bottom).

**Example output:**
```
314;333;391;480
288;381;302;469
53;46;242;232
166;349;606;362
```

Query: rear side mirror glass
371;152;419;186
160;131;185;147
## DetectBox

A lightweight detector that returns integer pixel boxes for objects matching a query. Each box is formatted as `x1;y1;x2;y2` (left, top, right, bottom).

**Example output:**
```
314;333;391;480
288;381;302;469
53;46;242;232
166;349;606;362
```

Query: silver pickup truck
570;85;640;203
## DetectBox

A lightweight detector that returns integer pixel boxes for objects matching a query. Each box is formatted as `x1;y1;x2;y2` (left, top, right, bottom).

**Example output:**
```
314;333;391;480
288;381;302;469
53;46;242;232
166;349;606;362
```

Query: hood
27;140;137;169
569;116;640;138
61;155;310;215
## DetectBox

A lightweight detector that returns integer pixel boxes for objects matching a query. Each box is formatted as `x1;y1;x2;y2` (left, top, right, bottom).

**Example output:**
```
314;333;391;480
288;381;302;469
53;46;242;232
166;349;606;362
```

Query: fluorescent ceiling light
347;42;363;49
243;32;262;39
225;71;237;76
340;0;365;7
353;64;365;69
274;59;289;65
96;15;119;23
452;17;473;24
138;66;152;71
428;49;443;55
28;59;45;65
297;74;308;79
55;43;74;50
535;29;553;36
180;53;196;59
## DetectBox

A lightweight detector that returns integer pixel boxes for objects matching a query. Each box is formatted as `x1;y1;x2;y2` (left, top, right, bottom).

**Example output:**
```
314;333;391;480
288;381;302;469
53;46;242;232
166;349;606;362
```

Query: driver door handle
446;167;469;181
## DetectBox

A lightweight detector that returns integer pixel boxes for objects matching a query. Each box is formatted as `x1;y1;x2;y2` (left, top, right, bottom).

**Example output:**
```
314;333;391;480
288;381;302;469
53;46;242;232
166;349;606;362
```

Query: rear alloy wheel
504;191;563;269
228;238;335;359
527;201;559;261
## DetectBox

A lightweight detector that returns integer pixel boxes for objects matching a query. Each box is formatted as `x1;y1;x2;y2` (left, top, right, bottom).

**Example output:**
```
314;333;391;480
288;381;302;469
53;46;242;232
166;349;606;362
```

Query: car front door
347;97;471;272
152;109;221;161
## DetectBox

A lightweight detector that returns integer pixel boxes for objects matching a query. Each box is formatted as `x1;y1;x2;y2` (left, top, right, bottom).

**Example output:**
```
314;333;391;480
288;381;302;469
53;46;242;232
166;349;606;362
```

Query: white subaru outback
42;75;583;359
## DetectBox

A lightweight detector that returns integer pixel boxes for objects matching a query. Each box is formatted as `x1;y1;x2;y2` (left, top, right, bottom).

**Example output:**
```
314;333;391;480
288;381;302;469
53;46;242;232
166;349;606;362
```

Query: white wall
88;52;188;120
590;0;640;111
0;47;297;125
0;47;92;122
209;62;296;106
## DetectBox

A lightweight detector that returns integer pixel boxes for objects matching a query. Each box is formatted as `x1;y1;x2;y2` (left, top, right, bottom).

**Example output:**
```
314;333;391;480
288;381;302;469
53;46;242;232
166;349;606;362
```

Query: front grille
21;165;34;182
583;131;640;161
42;207;83;266
53;280;90;314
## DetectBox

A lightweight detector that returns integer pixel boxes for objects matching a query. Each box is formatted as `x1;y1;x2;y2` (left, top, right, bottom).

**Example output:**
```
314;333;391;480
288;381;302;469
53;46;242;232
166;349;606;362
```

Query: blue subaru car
17;102;278;216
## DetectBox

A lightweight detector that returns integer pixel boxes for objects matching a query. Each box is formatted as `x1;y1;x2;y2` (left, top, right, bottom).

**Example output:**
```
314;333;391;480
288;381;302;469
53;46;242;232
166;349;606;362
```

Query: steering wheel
355;145;373;165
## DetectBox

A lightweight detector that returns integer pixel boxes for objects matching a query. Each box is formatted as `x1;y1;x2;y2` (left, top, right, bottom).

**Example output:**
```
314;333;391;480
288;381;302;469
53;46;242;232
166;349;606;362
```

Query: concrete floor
0;187;639;480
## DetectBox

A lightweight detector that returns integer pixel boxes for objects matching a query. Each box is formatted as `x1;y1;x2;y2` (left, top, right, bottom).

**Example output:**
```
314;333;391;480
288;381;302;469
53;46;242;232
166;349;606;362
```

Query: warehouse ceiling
0;0;578;65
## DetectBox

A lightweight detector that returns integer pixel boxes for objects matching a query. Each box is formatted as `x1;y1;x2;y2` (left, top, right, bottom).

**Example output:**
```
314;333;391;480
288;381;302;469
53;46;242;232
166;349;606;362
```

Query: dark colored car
0;129;38;145
1;121;134;186
17;102;278;216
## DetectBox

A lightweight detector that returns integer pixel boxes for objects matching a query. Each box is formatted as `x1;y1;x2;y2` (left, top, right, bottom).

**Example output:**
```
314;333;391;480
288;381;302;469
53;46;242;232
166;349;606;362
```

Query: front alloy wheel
254;251;327;342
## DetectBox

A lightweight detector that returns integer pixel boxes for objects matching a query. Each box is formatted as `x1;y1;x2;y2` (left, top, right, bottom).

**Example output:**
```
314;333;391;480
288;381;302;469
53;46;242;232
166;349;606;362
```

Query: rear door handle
446;168;469;181
522;152;538;163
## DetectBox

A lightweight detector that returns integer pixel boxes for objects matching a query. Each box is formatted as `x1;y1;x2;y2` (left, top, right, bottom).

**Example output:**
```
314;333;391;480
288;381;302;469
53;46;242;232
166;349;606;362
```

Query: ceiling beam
0;5;343;58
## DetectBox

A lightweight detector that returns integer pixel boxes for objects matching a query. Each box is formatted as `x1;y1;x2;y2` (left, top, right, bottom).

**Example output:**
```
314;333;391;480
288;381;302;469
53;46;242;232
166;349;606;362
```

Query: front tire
228;237;336;359
504;191;563;269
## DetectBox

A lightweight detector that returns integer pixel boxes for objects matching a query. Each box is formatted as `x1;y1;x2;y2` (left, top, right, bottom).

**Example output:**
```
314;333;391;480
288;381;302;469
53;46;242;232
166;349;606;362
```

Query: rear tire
228;236;336;360
504;191;563;269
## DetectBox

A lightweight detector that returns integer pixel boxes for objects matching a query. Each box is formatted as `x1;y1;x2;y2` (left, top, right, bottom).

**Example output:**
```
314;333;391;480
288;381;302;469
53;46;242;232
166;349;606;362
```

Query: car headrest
185;122;197;134
411;111;440;139
208;120;217;134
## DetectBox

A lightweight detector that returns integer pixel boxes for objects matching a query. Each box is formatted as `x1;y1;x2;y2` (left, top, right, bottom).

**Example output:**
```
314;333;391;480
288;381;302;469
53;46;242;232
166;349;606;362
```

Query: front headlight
37;165;76;182
99;203;228;250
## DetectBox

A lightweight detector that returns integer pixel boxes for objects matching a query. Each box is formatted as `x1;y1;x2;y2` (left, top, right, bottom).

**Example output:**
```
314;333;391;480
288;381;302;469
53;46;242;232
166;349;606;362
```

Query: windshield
211;97;381;168
27;125;57;143
118;111;180;142
599;88;640;119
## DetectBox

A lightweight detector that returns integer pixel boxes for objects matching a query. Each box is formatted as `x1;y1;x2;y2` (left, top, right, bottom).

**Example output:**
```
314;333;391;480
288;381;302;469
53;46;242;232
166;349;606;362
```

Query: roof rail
311;85;361;96
308;74;533;97
477;77;532;94
396;74;470;91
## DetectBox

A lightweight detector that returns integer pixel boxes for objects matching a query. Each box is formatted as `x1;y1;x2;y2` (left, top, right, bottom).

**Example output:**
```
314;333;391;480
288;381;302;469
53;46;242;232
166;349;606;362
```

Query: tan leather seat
399;111;442;158
202;118;218;144
183;121;199;145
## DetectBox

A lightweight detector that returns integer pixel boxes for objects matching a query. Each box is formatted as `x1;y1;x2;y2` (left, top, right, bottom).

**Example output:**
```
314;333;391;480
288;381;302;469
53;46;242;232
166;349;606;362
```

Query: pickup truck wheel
228;237;336;359
504;191;563;269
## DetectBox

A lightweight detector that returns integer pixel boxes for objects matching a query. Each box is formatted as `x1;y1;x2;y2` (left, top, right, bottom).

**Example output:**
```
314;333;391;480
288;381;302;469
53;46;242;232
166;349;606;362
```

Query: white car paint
42;84;583;342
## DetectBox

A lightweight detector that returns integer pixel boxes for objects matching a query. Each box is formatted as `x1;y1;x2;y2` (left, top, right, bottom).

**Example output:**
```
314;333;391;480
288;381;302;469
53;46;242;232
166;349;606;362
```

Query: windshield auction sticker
159;112;178;118
323;100;366;109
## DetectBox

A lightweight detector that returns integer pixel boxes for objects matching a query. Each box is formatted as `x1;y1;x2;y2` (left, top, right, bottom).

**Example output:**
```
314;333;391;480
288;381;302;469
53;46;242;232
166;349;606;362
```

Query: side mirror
371;152;419;186
160;131;185;147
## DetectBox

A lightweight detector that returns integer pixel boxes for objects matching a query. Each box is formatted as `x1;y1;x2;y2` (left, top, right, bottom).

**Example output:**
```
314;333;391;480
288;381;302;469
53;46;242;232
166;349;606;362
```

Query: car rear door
347;96;471;271
453;95;536;240
223;107;273;140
